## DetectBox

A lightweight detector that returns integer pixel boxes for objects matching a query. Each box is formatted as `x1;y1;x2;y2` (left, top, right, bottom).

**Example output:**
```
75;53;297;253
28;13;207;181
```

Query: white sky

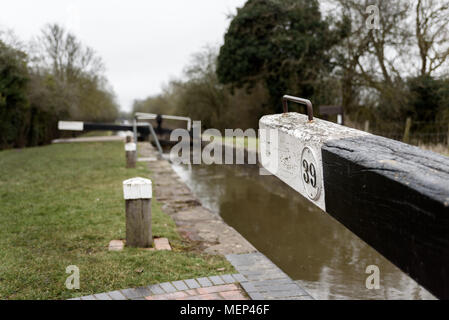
0;0;246;111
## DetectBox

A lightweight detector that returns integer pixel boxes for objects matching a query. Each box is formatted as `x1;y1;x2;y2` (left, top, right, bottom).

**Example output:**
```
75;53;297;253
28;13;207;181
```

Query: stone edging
226;253;313;300
139;142;257;255
70;273;249;300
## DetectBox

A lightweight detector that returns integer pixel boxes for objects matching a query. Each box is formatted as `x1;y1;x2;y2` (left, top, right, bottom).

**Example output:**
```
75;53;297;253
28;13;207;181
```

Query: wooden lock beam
259;112;449;299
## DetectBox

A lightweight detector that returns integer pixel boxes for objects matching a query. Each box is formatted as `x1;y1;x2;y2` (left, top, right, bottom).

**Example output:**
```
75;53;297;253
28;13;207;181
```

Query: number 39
302;159;317;188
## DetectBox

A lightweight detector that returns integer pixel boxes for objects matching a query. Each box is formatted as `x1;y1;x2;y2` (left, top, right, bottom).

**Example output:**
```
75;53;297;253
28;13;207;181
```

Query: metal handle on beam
282;95;314;121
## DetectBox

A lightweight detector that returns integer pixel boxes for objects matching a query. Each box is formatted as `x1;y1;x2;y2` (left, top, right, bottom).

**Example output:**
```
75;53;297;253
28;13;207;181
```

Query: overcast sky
0;0;246;111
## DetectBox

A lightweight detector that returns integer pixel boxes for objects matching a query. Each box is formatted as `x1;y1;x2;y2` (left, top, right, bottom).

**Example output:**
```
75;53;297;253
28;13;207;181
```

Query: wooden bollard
125;141;137;168
122;177;153;247
364;120;370;132
447;123;449;147
403;116;412;144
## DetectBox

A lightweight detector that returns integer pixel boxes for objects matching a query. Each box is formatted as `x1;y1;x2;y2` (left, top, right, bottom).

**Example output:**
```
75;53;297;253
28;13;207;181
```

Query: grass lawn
0;142;233;300
79;130;113;137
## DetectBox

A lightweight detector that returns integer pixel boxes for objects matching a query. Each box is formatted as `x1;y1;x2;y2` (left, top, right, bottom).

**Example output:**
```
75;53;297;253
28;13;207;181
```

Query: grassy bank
0;142;233;300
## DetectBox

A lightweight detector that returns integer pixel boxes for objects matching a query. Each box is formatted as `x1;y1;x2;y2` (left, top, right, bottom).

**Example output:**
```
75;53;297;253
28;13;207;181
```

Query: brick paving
226;253;314;300
146;284;247;300
71;253;313;300
71;274;249;300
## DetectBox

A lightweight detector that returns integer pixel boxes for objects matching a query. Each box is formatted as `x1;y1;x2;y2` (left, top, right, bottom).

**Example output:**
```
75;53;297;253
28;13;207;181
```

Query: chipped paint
259;112;368;211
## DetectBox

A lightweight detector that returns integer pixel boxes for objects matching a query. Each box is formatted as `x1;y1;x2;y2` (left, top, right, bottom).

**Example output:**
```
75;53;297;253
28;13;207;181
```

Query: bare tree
415;0;449;76
34;24;104;82
331;0;449;81
326;0;411;117
27;24;118;121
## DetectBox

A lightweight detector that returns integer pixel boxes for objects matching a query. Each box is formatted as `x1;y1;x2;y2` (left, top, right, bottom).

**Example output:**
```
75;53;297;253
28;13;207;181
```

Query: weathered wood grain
322;135;449;299
259;112;367;211
125;199;152;247
123;177;153;248
126;151;137;168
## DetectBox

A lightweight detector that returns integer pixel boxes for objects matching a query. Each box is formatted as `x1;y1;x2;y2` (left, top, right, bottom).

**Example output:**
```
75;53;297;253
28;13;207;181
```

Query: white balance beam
259;111;449;299
58;121;84;131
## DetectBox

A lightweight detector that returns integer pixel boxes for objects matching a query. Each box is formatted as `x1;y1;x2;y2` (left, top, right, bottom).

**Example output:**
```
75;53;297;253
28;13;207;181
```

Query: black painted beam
322;135;449;299
58;121;174;136
82;122;149;134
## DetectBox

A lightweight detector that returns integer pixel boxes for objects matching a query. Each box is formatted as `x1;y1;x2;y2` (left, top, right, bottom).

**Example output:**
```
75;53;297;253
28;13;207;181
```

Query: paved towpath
71;142;312;300
71;274;249;300
226;253;313;300
72;252;313;300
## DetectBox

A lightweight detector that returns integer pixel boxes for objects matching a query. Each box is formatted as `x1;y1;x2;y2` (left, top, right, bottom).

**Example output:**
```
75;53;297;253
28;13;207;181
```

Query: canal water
171;162;435;300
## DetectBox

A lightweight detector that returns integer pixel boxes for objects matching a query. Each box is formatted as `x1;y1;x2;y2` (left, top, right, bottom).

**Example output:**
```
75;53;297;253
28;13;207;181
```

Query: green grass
0;142;233;300
79;130;113;137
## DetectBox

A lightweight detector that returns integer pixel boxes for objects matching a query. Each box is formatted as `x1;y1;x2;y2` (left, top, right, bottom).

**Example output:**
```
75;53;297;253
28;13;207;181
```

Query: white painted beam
259;112;368;211
58;121;84;131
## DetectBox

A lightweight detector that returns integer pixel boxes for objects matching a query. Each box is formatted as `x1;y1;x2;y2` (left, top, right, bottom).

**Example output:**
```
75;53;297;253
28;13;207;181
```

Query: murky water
171;162;436;300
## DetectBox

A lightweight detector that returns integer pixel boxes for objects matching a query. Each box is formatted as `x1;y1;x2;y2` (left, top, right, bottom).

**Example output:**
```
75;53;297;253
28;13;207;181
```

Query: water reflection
172;163;435;300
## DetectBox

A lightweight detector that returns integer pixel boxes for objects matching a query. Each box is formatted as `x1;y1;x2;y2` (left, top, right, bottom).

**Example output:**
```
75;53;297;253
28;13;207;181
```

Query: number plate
259;112;368;211
300;147;321;200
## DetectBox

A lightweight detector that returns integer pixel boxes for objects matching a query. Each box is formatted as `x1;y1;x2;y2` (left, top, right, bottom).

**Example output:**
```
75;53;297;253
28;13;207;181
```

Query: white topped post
123;177;153;247
125;135;137;168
